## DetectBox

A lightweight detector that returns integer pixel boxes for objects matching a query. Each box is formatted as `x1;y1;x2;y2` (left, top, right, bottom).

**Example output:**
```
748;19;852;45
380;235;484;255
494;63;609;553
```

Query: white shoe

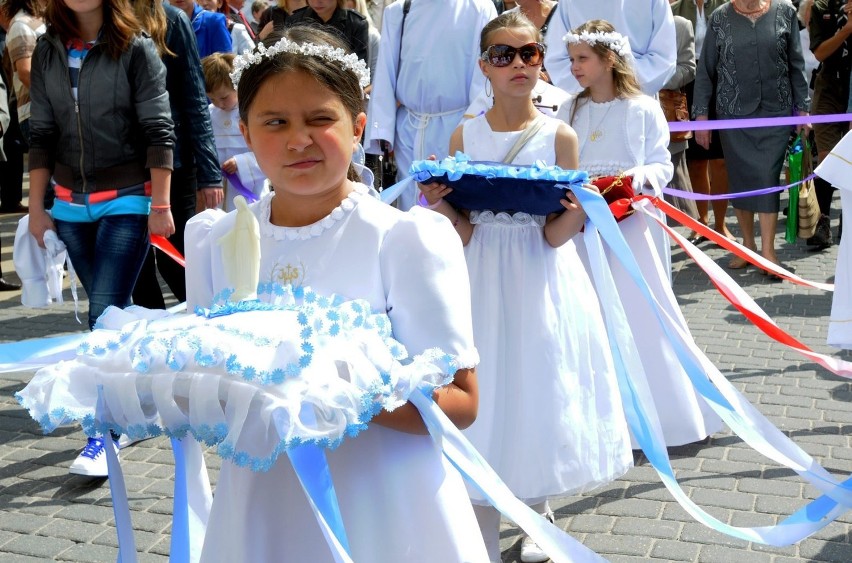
117;434;147;449
69;437;119;477
519;511;555;563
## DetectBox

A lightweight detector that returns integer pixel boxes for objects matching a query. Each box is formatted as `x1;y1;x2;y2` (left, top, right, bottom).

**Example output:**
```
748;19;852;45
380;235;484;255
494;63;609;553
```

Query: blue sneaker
69;437;119;477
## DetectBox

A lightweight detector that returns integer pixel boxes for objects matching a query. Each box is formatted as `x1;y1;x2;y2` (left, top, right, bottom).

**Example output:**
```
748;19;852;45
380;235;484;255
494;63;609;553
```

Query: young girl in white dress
557;20;724;447
420;13;632;563
185;27;488;562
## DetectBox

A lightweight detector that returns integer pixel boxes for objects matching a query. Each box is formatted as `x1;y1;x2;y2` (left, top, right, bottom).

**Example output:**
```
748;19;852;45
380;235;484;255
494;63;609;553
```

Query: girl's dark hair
566;19;642;126
1;0;45;20
479;11;542;55
46;0;141;59
237;26;365;182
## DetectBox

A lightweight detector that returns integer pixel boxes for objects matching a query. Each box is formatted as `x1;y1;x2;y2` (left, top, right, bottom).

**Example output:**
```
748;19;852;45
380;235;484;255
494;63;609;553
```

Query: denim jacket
164;4;222;189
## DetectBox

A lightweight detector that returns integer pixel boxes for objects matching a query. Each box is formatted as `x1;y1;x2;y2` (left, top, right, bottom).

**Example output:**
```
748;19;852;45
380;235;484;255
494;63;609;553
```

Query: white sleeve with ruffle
380;207;478;368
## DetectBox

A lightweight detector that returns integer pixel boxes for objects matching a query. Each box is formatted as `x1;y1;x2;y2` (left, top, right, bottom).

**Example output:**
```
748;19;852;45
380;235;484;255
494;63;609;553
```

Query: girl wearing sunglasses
558;20;722;449
420;12;632;563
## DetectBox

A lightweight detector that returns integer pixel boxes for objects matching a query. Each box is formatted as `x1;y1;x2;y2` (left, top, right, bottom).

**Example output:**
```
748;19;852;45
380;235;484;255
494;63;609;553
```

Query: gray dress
693;0;810;213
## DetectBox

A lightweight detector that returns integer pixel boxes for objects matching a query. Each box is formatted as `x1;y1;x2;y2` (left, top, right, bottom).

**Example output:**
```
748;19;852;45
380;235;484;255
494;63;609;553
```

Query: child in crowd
558;19;723;447
201;52;268;211
419;12;632;563
186;28;488;561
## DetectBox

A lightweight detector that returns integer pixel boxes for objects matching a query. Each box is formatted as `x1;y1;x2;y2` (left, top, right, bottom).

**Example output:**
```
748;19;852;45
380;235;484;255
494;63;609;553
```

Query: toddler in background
202;52;268;211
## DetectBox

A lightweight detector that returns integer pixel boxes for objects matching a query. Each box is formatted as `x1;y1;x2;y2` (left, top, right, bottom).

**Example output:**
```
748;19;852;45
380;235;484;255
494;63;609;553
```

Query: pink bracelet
418;193;443;210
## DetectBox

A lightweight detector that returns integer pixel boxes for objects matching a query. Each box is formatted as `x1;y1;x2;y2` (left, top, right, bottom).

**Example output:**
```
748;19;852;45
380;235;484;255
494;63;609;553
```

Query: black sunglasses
480;43;546;67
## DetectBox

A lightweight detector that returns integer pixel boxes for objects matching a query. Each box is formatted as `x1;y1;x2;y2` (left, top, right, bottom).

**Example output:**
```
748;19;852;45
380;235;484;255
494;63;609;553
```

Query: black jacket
285;6;369;63
28;30;174;192
164;4;222;189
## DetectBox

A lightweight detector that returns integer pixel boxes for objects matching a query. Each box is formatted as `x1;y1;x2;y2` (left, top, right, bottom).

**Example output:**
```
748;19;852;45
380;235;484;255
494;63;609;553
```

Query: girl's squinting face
240;70;365;199
480;28;541;98
568;42;610;89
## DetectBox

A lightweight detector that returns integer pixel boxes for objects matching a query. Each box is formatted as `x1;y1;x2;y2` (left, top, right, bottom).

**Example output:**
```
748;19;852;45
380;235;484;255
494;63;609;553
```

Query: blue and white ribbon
573;187;852;545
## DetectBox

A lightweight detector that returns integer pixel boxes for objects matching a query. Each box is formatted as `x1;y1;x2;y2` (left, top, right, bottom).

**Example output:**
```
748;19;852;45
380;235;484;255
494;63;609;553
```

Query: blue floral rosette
410;152;589;215
15;285;464;472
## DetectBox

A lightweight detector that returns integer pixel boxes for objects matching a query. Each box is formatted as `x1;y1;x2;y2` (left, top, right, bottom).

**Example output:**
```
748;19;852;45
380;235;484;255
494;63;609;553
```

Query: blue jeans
55;214;150;330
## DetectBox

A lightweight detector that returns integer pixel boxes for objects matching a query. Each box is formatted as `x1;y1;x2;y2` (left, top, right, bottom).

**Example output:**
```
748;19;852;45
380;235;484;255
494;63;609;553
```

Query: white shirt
364;0;497;209
544;0;677;95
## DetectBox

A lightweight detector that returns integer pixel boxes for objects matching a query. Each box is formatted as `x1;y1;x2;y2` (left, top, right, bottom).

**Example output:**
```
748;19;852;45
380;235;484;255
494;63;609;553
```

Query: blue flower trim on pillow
410;152;590;216
15;284;466;471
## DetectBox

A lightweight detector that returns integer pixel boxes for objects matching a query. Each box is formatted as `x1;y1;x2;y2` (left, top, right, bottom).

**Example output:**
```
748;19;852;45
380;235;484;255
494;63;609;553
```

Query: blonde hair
567;19;641;126
132;0;175;57
202;52;237;93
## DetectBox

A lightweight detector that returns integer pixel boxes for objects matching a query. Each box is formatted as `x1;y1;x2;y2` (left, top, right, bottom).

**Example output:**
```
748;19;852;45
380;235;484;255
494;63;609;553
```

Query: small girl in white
557;19;723;447
420;12;632;563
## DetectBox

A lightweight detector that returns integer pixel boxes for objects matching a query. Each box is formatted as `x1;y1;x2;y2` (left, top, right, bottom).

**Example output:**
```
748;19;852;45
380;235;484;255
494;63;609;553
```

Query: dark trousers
132;166;197;308
0;122;24;210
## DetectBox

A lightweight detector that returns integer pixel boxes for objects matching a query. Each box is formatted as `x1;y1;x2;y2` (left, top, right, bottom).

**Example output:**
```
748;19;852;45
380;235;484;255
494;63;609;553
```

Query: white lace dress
567;96;724;447
460;114;632;504
183;186;489;562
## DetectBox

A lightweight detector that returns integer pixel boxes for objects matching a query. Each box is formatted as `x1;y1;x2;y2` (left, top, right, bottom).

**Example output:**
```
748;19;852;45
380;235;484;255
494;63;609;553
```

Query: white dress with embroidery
183;186;488;562
563;95;724;447
460;114;632;504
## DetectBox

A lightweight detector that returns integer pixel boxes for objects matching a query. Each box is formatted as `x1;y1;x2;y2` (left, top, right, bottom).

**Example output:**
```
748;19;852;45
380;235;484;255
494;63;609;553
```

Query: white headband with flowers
230;36;371;90
563;30;632;59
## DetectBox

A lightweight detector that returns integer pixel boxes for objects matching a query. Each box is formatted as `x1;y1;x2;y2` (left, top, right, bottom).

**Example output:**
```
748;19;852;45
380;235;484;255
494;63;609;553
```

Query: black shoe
806;214;832;250
0;278;21;291
0;203;28;214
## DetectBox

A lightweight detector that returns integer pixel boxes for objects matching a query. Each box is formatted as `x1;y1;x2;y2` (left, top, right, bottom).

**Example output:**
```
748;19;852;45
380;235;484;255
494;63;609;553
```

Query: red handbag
591;174;635;222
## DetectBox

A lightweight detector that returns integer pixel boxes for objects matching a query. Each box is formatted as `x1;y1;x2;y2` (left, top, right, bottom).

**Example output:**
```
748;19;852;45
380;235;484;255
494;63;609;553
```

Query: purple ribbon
663;174;816;201
222;170;259;203
668;113;852;132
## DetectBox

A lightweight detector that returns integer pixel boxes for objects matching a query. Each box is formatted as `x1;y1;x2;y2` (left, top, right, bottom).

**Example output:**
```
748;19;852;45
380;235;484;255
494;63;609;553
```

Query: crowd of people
3;0;852;562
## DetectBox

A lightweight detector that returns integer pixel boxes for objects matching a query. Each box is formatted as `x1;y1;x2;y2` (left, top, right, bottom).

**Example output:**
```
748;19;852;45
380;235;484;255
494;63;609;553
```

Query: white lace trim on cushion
469;210;547;227
15;288;479;472
259;184;368;241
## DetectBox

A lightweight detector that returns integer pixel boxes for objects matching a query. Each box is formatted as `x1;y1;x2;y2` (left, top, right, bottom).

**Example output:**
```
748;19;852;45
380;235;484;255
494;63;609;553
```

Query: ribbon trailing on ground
573;188;852;546
0;334;85;373
637;195;834;292
409;391;605;563
98;386;138;563
668;113;852;132
662;174;816;201
221;171;260;203
635;201;852;380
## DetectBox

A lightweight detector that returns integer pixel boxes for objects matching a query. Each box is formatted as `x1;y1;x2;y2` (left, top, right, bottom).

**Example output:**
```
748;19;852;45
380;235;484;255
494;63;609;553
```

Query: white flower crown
563;30;631;59
230;37;371;90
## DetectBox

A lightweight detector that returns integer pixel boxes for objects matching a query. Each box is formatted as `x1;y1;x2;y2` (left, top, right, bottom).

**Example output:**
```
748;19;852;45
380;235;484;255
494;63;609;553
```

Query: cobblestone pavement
0;189;849;562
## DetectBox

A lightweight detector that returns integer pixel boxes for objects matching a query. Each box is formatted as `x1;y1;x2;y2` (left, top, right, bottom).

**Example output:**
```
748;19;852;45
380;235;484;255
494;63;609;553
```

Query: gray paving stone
583;533;653;557
735;477;802;498
650;538;700;561
697;544;772;563
2;533;76;558
611;516;680;539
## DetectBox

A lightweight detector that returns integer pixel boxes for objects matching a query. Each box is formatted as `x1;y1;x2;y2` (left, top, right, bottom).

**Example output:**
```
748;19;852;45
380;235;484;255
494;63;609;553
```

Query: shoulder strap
502;116;546;164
